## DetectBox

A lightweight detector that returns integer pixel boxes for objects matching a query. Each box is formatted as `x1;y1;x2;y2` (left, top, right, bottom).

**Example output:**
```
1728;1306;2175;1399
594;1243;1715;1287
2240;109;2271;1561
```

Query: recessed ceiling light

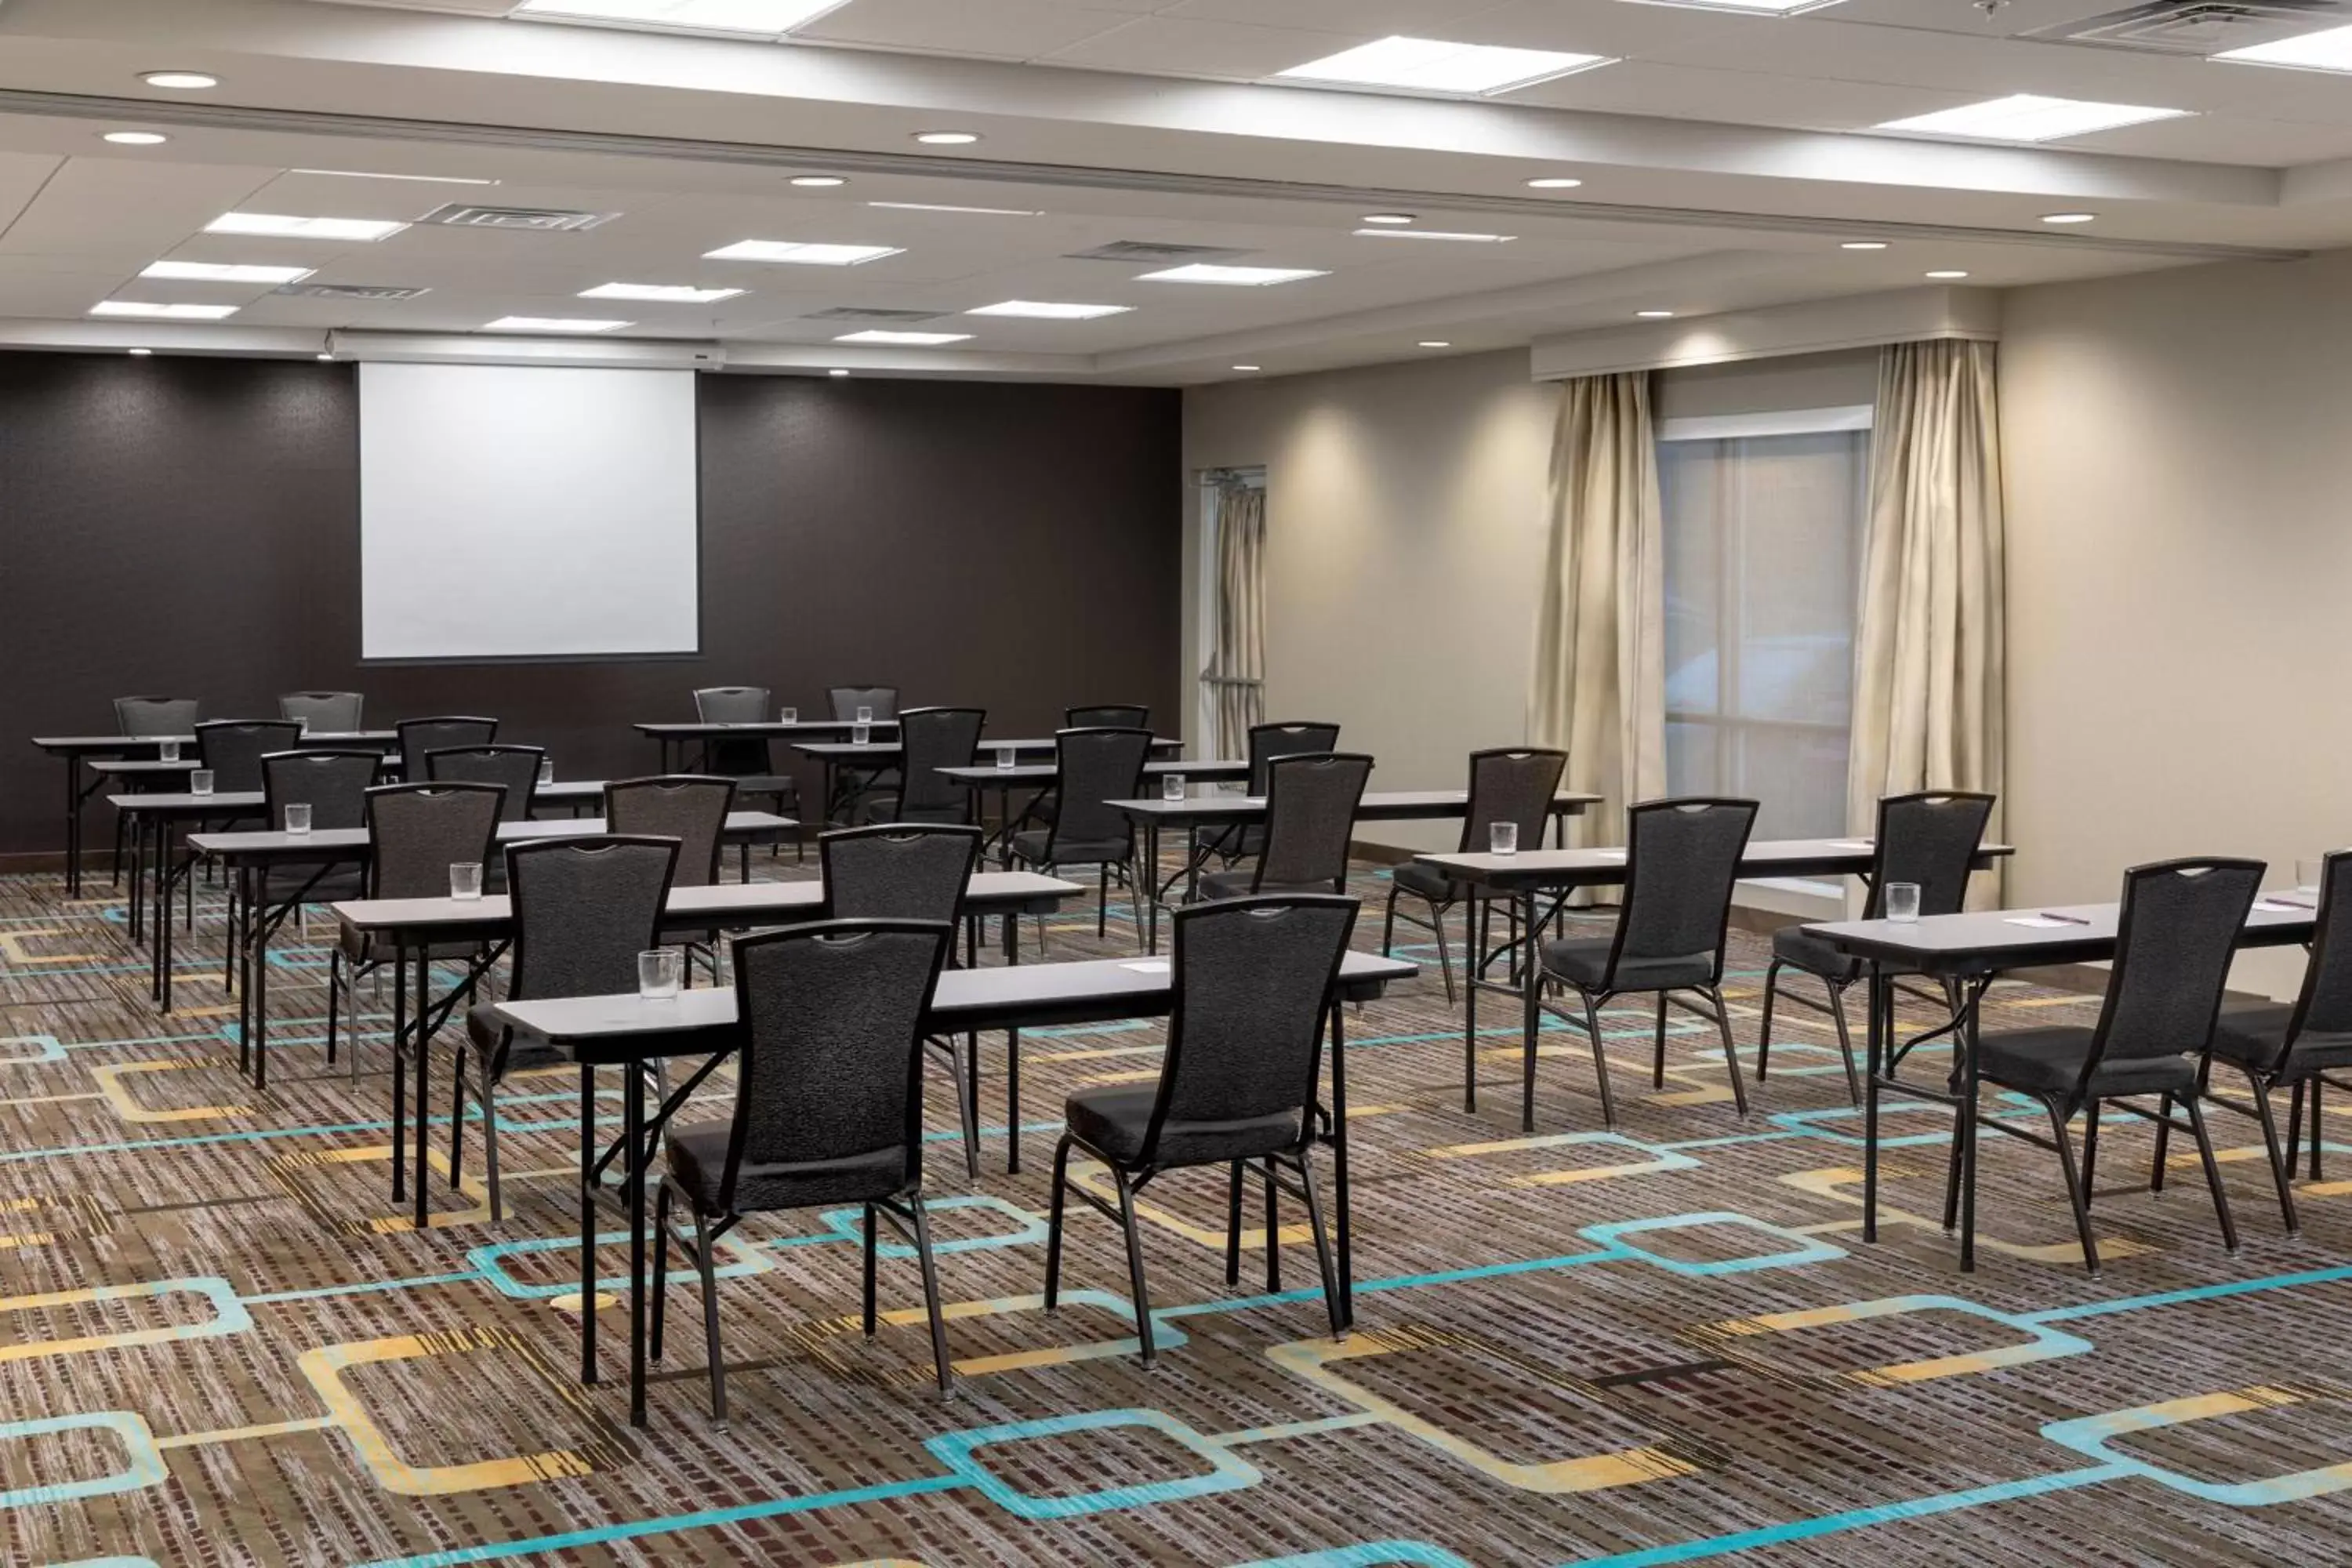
1361;213;1416;225
127;347;153;357
1876;94;2187;143
1840;241;1890;251
1138;264;1328;286
1526;176;1584;189
291;169;500;185
2041;212;2098;224
1353;228;1515;243
1635;309;1676;318
966;300;1132;320
317;352;335;361
103;131;169;146
1232;365;1261;372
866;201;1042;216
913;131;982;146
513;0;852;35
142;260;314;285
1632;0;1841;12
1926;269;1971;279
580;281;746;303
1277;36;1612;96
833;329;973;345
702;240;902;266
1417;340;1452;348
790;176;848;187
2218;22;2352;71
206;212;409;241
90;300;239;320
829;368;850;377
140;71;218;90
485;316;633;332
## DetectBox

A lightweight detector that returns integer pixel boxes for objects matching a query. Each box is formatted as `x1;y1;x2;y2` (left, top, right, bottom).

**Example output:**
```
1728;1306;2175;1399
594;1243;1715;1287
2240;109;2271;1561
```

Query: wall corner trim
1530;286;2001;382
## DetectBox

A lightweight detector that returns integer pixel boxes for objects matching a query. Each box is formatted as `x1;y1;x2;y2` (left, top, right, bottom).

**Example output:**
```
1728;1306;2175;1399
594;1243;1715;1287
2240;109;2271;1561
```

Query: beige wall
1183;350;1559;852
2002;248;2352;996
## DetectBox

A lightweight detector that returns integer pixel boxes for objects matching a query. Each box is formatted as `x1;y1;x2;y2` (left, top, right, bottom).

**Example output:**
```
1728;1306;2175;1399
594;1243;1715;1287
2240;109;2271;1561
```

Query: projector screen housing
358;361;701;662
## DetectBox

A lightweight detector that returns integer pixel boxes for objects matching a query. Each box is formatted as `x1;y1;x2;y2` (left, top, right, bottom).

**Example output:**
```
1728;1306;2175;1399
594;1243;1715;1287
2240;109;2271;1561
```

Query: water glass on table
537;758;555;786
996;746;1016;771
450;862;483;902
158;740;180;763
1489;821;1519;856
852;723;872;747
284;804;312;837
1886;881;1922;923
189;769;216;797
779;706;798;726
638;949;682;1000
856;706;875;724
1162;774;1186;803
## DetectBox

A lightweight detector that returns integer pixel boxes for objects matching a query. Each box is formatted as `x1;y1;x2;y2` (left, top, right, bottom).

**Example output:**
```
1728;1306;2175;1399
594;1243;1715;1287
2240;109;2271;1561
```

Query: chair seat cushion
340;927;480;966
730;775;800;799
1541;937;1714;993
1391;860;1460;902
857;796;968;827
465;1001;564;1078
1976;1024;2198;1102
265;864;365;905
1196;869;1337;902
1012;829;1128;866
1772;924;1864;984
2212;1001;2352;1079
664;1120;909;1213
1066;1085;1301;1168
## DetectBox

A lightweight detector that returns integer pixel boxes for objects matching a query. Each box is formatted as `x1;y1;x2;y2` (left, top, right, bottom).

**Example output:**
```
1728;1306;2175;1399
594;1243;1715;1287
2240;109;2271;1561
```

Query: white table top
332;870;1081;933
187;811;795;855
1419;837;2013;889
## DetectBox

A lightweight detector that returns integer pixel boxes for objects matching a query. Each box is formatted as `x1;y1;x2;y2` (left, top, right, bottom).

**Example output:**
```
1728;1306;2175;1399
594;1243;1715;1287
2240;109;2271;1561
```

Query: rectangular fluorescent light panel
1277;36;1612;96
206;212;410;241
703;240;902;266
1351;229;1516;243
291;169;499;186
1625;0;1839;12
514;0;851;36
1135;264;1327;286
967;300;1131;320
485;316;633;332
2216;24;2352;71
867;201;1044;216
580;282;746;303
833;329;972;345
141;260;315;284
90;300;240;319
1875;94;2187;142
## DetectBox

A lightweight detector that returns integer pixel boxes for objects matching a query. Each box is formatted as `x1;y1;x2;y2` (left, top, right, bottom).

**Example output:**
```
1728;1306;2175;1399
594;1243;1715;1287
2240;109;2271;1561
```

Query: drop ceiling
0;0;2340;380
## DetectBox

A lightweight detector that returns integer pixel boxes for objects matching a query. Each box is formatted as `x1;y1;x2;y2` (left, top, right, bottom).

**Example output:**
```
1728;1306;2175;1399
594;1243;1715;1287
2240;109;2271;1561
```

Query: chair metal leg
1755;960;1783;1082
325;948;342;1065
1582;991;1618;1130
2151;1092;2172;1192
1098;863;1108;938
1042;1134;1074;1310
1224;1162;1244;1287
2044;1095;2100;1276
481;1078;505;1225
906;1196;956;1398
1707;987;1749;1116
1826;982;1860;1106
2183;1094;2241;1254
1293;1152;1345;1338
1431;900;1456;1004
1262;1158;1280;1293
650;1181;672;1362
2288;1079;2307;1180
2312;1078;2326;1179
2081;1098;2101;1205
2245;1074;2300;1236
692;1206;728;1428
1380;887;1398;960
862;1202;879;1337
1112;1168;1156;1367
448;1049;467;1191
1652;993;1669;1088
1942;1095;1969;1232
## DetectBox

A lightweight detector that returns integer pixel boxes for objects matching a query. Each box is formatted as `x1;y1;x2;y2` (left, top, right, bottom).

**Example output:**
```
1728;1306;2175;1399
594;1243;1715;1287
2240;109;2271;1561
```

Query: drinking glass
2298;858;2325;894
856;706;875;724
450;862;483;901
284;803;312;836
1886;881;1923;923
1490;821;1519;855
638;949;681;1000
189;769;216;797
852;722;872;747
996;746;1017;771
537;757;555;786
1162;774;1186;802
158;740;180;763
779;706;798;726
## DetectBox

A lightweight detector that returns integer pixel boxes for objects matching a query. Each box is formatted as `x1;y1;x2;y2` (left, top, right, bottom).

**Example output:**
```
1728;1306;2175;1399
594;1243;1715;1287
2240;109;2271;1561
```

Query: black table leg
1862;964;1886;1244
1519;887;1541;1133
1958;980;1981;1272
64;756;80;897
155;833;177;1011
1329;1000;1354;1326
1004;906;1022;1174
252;887;272;1091
626;1061;648;1427
579;1063;599;1386
412;949;432;1232
127;809;144;943
1145;819;1162;954
235;865;254;1077
390;945;410;1205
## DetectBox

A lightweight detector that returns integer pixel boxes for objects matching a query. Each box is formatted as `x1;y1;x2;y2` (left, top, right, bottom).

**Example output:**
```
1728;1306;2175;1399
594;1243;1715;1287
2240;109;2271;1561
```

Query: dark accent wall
0;352;1182;858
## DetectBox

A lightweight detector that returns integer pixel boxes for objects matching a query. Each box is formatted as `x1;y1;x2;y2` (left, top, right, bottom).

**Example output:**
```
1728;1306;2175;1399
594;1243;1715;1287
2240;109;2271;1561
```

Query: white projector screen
359;362;700;661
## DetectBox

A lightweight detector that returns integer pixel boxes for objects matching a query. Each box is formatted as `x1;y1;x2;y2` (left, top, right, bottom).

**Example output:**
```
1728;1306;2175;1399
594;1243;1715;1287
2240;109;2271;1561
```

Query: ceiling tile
1040;15;1367;78
798;0;1139;60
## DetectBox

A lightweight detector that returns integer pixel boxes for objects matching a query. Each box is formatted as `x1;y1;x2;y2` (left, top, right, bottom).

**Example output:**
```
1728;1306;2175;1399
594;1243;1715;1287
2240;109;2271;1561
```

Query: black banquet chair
1044;895;1358;1366
1208;720;1342;863
110;695;201;884
279;691;365;732
1384;747;1564;1002
427;744;544;822
608;774;736;975
1198;753;1372;901
654;918;958;1421
233;749;381;1004
860;706;985;826
1756;790;1996;1104
1524;797;1758;1131
398;717;498;783
829;685;900;723
1010;727;1152;942
1955;857;2262;1276
693;686;803;860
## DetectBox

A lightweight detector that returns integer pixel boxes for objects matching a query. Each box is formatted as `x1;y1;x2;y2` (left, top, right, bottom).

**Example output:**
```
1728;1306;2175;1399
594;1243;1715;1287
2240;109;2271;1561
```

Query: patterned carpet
5;844;2352;1568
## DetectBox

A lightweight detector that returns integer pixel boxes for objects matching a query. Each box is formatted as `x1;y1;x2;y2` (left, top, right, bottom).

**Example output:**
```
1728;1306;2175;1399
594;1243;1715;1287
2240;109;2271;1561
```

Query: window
1659;408;1870;840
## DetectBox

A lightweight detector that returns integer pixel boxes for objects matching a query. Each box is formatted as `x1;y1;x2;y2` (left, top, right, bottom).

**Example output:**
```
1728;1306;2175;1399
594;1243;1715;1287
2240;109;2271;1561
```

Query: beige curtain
1848;339;2007;899
1528;372;1667;849
1200;481;1266;757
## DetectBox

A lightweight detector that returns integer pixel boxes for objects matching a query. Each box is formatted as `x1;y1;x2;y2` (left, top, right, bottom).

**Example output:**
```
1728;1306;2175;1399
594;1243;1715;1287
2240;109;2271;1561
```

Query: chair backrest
262;750;380;831
2287;850;2352;1046
1606;797;1760;986
829;685;899;722
1454;748;1567;854
278;691;364;731
821;824;981;924
693;687;773;778
1047;727;1152;854
506;836;680;1004
1068;705;1149;731
195;720;302;794
1867;790;1996;920
1255;753;1374;891
2086;857;2264;1075
364;783;504;901
1139;895;1358;1166
399;717;497;781
115;695;199;738
1247;720;1342;794
427;745;543;822
895;706;985;817
719;920;953;1210
604;775;735;887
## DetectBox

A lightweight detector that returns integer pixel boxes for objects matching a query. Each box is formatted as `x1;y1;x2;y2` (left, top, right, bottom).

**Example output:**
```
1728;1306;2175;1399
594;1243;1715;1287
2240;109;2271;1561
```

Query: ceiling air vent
418;202;618;232
1065;241;1257;265
2024;0;2344;53
274;282;432;301
802;307;946;322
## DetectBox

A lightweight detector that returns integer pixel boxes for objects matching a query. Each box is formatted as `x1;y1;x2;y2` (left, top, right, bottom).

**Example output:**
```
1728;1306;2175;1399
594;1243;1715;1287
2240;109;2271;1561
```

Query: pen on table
2036;912;2092;925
